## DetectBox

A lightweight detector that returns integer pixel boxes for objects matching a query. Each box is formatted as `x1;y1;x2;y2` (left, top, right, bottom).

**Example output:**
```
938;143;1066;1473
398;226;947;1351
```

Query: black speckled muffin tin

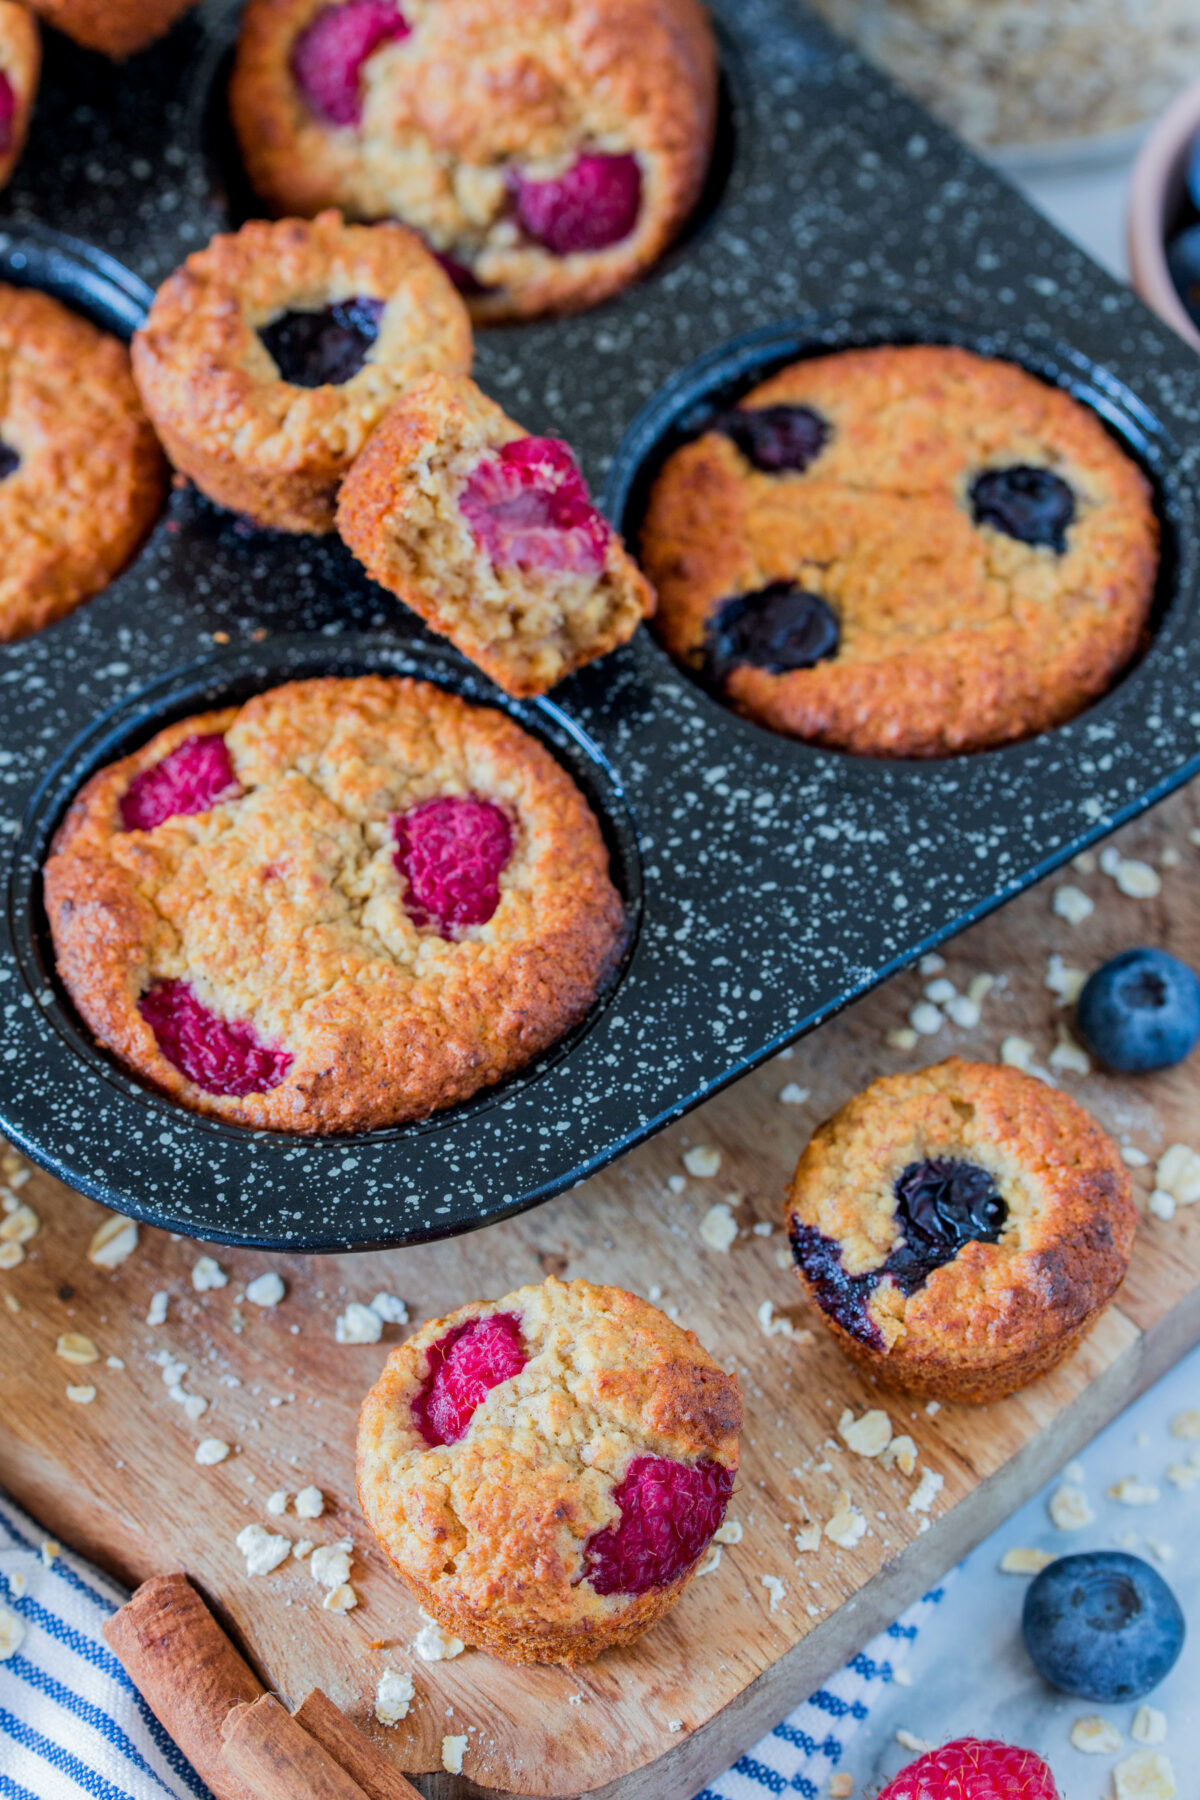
2;0;1199;1251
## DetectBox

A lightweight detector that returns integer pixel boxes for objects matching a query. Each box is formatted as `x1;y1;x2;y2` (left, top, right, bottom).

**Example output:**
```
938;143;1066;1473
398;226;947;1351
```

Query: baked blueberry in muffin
44;676;626;1133
0;2;39;191
337;372;654;695
641;345;1159;757
229;0;717;322
131;212;472;533
27;0;196;57
784;1058;1137;1403
357;1277;741;1663
0;285;165;642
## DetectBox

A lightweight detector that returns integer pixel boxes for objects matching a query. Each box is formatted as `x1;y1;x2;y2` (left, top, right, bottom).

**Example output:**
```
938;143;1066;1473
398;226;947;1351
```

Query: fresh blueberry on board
1166;222;1200;330
1022;1551;1185;1702
1076;947;1200;1073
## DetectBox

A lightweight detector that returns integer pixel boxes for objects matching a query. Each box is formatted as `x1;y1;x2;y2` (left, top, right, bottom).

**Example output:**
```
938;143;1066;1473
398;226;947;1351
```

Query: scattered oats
191;1256;227;1292
323;1582;357;1612
1108;1477;1160;1506
1155;1146;1200;1205
757;1299;812;1342
1049;1484;1095;1530
1148;1191;1176;1222
0;1205;39;1245
779;1083;810;1105
667;1174;686;1194
1169;1409;1200;1439
0;1606;25;1661
266;1490;289;1516
667;1721;683;1733
966;973;995;1006
1113;859;1161;899
1053;885;1094;924
374;1668;414;1727
293;1540;313;1560
892;1667;913;1687
1161;845;1181;868
294;1486;324;1520
1121;1145;1151;1168
647;1284;662;1302
87;1213;137;1266
838;1407;893;1458
442;1737;467;1776
182;1393;207;1421
1165;1461;1198;1489
897;1730;933;1754
753;1220;773;1236
1146;1539;1174;1563
760;1574;785;1613
907;1469;943;1515
924;977;956;1005
1074;851;1098;873
3;1291;19;1310
8;1572;25;1599
1131;1708;1167;1746
195;1439;230;1466
925;1400;940;1415
106;1356;124;1370
245;1273;285;1308
1000;1547;1056;1575
1113;1750;1175;1800
1046;954;1088;1006
1071;1716;1122;1754
774;1245;791;1269
795;1525;822;1553
713;1519;742;1546
56;1333;99;1365
683;1145;721;1178
1100;847;1122;875
146;1291;168;1326
235;1524;290;1577
825;1494;867;1548
880;1435;918;1476
159;1354;188;1388
336;1302;383;1344
310;1540;353;1591
945;995;981;1028
369;1292;408;1324
1050;1026;1091;1076
414;1614;466;1661
0;1243;24;1270
918;953;946;975
65;1385;96;1404
699;1204;738;1252
909;1001;942;1035
1000;1036;1054;1082
695;1544;722;1575
40;1540;59;1567
886;1027;919;1051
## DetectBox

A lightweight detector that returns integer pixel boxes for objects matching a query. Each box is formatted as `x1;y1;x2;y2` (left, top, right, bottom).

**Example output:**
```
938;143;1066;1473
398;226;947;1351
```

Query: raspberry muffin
785;1058;1136;1403
229;0;717;322
357;1277;741;1664
131;213;472;534
338;373;654;696
641;345;1159;757
27;0;195;57
0;285;165;642
0;2;39;191
44;676;626;1133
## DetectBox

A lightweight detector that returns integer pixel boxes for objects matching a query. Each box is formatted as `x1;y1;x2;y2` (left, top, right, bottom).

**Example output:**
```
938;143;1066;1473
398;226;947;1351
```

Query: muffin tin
2;0;1200;1252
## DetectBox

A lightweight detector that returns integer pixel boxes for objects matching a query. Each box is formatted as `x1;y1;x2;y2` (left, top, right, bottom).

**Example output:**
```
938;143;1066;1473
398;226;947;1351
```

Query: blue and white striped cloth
0;1488;939;1800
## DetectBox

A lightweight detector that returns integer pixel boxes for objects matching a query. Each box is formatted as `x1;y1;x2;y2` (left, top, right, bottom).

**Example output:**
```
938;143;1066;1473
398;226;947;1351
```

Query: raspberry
511;153;642;256
392;796;513;938
459;438;610;575
412;1313;527;1445
139;980;293;1098
0;71;14;156
879;1739;1059;1800
583;1455;734;1595
291;0;409;127
120;735;240;832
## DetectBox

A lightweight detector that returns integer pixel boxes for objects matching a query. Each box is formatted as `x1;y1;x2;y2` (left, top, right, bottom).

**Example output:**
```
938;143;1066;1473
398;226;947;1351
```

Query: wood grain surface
3;785;1200;1800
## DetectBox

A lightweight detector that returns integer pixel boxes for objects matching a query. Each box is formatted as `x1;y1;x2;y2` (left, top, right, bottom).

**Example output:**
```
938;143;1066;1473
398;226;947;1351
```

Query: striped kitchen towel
0;1487;940;1800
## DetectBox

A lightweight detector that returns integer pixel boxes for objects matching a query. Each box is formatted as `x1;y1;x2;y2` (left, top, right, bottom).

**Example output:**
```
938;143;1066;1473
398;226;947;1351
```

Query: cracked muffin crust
0;2;39;192
338;373;654;696
43;675;626;1133
27;0;195;57
229;0;717;322
0;285;166;642
641;345;1159;757
131;212;473;534
357;1276;742;1664
784;1058;1136;1403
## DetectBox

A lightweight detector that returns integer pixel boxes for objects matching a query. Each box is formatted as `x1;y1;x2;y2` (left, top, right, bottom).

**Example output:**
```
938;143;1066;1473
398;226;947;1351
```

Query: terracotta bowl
1128;77;1200;352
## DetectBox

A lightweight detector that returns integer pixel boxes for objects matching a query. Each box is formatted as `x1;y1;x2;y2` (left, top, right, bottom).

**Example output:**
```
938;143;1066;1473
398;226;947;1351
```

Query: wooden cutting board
3;783;1200;1800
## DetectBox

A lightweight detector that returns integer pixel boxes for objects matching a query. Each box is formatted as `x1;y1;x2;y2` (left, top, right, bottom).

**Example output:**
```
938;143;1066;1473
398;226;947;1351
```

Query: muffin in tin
641;344;1159;758
131;212;472;533
357;1276;741;1664
338;372;654;696
784;1058;1137;1403
0;1;39;191
0;285;166;643
229;0;718;322
43;675;626;1134
27;0;196;57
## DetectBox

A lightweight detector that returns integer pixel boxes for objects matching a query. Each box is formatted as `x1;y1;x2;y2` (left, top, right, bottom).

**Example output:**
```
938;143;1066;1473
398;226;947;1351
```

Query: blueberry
970;466;1076;553
1023;1552;1185;1701
1166;223;1200;332
705;581;839;687
715;404;829;473
259;296;385;388
1187;129;1200;213
1076;947;1200;1074
0;443;19;479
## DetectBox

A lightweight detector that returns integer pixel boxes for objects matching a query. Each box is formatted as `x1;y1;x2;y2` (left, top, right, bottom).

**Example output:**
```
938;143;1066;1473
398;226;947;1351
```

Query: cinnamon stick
294;1688;425;1800
222;1694;374;1799
103;1574;265;1800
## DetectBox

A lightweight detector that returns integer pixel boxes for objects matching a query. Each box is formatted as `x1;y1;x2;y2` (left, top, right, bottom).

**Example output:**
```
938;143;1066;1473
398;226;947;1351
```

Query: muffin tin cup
3;0;1200;1248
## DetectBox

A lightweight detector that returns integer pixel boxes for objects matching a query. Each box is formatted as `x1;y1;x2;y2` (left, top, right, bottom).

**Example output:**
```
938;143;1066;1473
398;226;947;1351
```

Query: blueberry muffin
784;1058;1136;1403
44;676;626;1134
131;213;472;534
641;345;1159;757
0;285;165;642
357;1276;741;1664
0;2;39;190
229;0;717;322
338;373;654;695
27;0;195;57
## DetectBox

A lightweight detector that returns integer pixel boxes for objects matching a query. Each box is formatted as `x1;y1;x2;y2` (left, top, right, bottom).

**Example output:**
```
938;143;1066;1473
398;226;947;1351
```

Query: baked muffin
131;213;472;534
0;2;39;190
229;0;717;322
0;285;165;642
44;675;626;1134
641;345;1159;757
357;1277;741;1664
784;1058;1137;1403
338;373;654;696
27;0;195;57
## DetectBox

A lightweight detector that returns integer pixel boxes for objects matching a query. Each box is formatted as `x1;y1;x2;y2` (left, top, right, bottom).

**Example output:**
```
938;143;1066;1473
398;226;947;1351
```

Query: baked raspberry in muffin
27;0;195;57
784;1058;1136;1403
229;0;717;322
131;213;472;534
44;676;626;1133
338;373;654;695
0;285;165;642
357;1277;741;1664
641;345;1159;757
0;3;39;191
